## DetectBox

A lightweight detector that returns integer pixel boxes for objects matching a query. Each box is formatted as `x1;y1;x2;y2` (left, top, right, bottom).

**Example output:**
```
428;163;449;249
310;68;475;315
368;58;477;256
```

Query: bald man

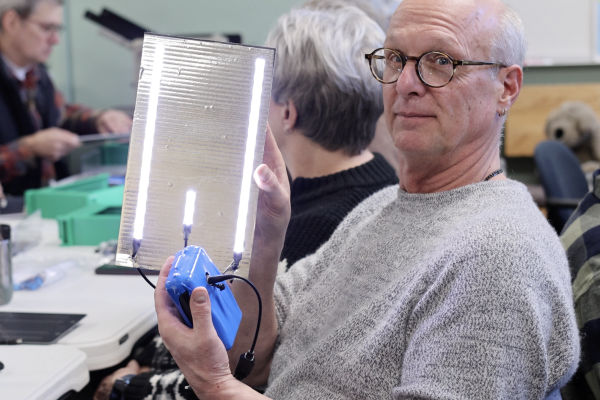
154;1;580;399
0;0;132;195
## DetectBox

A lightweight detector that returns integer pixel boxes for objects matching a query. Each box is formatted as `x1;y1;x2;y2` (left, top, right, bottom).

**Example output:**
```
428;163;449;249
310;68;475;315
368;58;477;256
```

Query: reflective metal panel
116;33;275;274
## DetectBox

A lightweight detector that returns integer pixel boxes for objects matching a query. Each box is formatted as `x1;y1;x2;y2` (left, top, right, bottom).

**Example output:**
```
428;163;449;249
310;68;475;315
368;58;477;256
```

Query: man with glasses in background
0;0;131;195
155;0;580;398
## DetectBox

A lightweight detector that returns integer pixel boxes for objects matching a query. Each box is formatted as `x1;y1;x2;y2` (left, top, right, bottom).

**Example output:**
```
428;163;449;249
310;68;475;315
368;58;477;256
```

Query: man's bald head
392;0;525;68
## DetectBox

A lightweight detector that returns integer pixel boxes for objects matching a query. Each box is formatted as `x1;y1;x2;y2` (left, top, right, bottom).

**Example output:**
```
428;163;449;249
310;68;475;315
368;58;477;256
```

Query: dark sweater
0;59;59;194
281;152;398;269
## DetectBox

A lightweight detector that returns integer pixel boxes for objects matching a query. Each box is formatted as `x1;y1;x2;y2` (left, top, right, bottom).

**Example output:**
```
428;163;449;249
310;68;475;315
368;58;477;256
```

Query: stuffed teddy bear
545;101;600;173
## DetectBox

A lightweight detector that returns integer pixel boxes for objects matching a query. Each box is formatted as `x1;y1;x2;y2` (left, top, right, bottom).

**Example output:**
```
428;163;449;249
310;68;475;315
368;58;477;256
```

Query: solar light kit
115;33;275;380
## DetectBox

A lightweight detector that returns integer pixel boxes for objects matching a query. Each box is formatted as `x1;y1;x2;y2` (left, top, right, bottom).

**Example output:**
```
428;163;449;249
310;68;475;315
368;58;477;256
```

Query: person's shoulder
441;180;570;286
467;179;550;234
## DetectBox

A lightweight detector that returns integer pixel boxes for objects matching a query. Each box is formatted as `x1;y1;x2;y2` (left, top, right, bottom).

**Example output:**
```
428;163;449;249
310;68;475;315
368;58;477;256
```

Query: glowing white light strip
183;190;196;226
133;43;165;240
233;58;265;254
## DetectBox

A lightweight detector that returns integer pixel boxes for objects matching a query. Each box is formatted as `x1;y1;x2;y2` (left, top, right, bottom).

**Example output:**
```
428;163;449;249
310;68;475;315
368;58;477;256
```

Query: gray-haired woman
265;4;398;269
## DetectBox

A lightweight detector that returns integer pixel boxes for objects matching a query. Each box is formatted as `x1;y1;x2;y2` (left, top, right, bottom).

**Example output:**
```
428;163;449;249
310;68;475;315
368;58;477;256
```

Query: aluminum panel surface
116;33;274;274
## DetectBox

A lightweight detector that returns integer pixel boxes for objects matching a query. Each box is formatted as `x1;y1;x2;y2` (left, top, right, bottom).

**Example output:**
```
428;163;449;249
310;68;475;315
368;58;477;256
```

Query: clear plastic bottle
0;224;12;305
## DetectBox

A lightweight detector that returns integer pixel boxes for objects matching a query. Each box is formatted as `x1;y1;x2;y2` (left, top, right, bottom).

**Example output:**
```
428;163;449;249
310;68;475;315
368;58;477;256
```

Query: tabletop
0;344;89;400
0;216;159;371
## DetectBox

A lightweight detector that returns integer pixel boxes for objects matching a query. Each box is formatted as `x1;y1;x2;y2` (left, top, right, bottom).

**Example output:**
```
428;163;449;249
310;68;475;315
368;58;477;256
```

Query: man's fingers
57;133;81;157
97;110;133;133
254;163;288;212
263;124;289;192
155;256;189;339
155;256;176;313
254;126;290;215
66;133;81;148
158;256;175;279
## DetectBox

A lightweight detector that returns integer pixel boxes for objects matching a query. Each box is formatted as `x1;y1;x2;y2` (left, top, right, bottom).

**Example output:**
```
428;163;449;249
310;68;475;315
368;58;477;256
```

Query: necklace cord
484;168;503;181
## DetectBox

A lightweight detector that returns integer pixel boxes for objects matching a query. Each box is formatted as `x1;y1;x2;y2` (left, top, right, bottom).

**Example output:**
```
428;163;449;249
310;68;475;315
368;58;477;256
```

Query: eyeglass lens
371;49;455;87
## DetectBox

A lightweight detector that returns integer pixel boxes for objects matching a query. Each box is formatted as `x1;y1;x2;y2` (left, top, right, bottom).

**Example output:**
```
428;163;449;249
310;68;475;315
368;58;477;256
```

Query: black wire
137;267;156;289
207;274;262;354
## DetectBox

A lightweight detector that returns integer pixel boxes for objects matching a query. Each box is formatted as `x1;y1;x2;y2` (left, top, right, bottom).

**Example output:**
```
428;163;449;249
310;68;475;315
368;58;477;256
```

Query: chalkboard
503;0;598;65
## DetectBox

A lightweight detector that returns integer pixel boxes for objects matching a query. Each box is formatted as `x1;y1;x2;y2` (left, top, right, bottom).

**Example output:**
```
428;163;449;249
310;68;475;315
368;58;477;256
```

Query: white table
0;345;89;400
0;217;159;371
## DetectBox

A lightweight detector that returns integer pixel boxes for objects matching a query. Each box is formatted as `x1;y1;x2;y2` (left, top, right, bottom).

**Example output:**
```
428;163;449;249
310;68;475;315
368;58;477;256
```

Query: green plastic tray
57;204;122;246
25;174;124;218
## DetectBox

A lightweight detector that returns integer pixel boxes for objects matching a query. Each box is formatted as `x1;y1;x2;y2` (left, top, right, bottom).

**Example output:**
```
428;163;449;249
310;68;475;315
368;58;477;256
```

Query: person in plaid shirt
560;169;600;400
0;0;132;195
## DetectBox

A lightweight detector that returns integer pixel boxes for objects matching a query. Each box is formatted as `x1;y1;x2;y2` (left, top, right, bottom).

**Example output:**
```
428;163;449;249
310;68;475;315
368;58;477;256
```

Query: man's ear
497;64;523;112
283;99;298;133
1;10;21;35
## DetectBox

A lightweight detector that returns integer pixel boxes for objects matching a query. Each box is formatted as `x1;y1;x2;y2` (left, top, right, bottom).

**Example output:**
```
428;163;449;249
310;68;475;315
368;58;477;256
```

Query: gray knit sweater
267;181;580;399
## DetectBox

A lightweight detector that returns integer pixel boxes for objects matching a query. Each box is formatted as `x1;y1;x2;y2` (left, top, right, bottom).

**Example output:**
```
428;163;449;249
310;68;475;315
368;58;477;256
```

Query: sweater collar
289;153;398;202
395;179;528;206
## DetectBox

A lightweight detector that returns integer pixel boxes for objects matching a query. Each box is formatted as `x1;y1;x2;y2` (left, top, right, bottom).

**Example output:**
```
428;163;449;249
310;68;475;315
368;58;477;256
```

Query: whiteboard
502;0;597;65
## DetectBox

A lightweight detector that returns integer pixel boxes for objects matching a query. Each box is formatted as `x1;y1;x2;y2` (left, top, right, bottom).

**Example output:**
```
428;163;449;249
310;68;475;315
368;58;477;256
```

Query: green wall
523;65;600;85
47;0;301;109
47;1;600;110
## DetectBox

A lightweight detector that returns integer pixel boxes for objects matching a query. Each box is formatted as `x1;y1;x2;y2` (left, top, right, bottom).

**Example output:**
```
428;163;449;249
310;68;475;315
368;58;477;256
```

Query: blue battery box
165;245;242;350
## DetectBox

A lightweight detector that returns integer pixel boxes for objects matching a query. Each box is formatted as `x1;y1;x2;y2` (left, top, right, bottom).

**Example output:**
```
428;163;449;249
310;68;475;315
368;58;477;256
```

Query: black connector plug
132;238;142;259
232;252;242;271
183;224;192;247
233;351;255;381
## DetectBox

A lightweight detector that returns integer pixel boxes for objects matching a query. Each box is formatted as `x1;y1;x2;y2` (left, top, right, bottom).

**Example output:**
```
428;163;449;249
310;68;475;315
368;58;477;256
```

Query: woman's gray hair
489;5;527;69
303;0;389;31
0;0;62;30
265;5;385;155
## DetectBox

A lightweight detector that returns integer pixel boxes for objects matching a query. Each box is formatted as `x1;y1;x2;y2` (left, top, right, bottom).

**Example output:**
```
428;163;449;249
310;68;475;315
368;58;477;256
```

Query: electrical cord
207;273;261;380
206;274;262;354
137;267;156;289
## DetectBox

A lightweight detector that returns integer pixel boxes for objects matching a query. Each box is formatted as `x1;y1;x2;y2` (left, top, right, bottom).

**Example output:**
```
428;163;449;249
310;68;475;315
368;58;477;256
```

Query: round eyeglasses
365;48;505;88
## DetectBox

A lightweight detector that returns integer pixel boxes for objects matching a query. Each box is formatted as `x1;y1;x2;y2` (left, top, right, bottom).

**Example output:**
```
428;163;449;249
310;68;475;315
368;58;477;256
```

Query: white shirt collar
1;54;31;82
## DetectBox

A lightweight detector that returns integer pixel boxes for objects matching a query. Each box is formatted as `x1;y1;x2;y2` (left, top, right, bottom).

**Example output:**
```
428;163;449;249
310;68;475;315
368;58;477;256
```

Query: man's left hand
93;360;149;400
155;257;261;399
96;110;132;134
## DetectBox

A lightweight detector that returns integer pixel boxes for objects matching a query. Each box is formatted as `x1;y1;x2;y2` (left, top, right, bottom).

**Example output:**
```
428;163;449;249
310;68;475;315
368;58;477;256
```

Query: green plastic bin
25;174;124;218
101;143;129;165
57;204;122;246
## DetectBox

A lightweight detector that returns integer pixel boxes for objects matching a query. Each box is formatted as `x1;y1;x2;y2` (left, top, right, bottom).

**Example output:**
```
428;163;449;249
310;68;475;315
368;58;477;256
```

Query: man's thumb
190;287;211;325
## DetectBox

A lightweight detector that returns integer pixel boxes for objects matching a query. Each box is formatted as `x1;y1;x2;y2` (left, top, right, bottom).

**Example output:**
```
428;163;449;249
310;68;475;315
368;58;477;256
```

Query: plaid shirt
0;62;98;185
560;169;600;400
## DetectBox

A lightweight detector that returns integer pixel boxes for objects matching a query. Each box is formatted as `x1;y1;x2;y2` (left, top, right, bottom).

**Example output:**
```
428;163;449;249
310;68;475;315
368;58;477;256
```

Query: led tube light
233;58;265;255
184;190;196;226
133;43;165;241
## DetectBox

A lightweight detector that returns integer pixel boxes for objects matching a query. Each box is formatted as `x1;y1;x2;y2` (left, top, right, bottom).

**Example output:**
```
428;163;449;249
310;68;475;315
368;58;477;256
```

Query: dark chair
534;140;589;233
